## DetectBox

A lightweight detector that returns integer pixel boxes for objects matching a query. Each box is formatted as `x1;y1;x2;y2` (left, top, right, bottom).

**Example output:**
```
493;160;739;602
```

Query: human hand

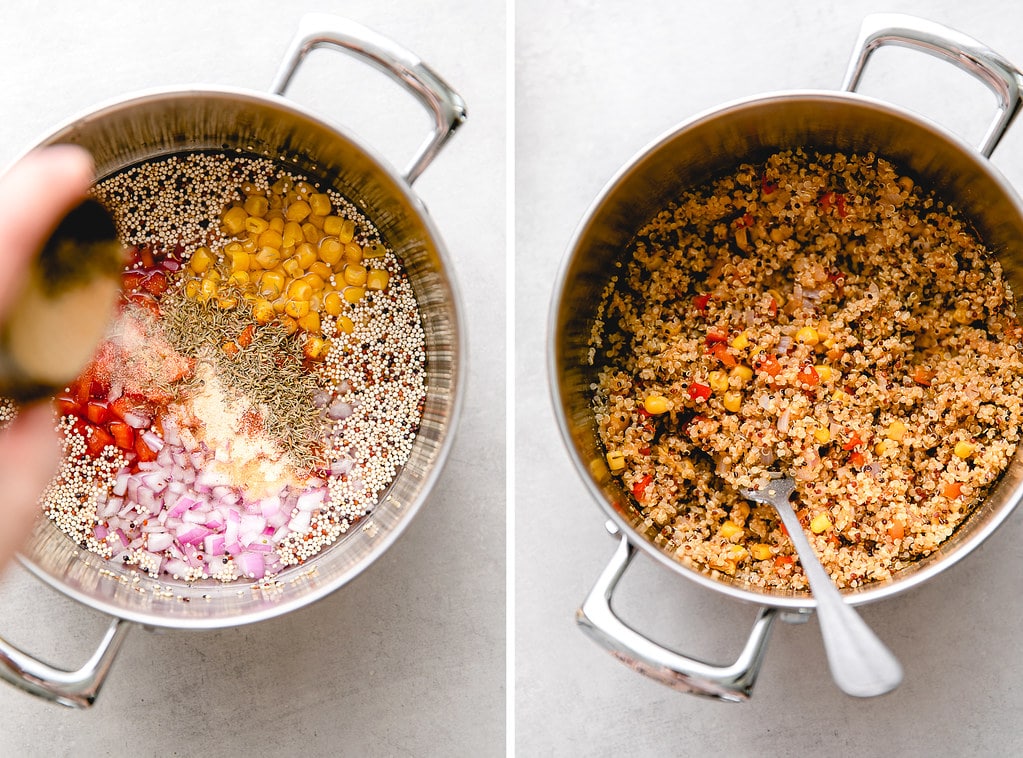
0;146;96;570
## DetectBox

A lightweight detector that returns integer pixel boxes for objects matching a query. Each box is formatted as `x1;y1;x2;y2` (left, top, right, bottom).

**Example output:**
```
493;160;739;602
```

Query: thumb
0;401;59;569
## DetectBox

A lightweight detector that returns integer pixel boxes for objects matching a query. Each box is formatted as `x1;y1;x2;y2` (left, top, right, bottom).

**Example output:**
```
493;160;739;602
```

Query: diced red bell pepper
693;293;711;314
761;174;776;195
842;432;863;451
85;400;110;425
709;342;737;368
774;555;794;567
127;293;161;318
705;331;728;345
755;353;782;377
121;271;146;291
911;366;934;387
849;451;865;467
54;395;79;418
135;433;158;463
107;421;135;451
141;271;168;296
85;425;115;456
631;474;653;500
688;382;712;401
797;364;820;387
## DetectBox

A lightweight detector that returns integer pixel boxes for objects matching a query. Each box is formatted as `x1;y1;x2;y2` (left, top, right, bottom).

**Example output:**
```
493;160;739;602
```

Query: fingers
0;145;95;319
0;402;59;568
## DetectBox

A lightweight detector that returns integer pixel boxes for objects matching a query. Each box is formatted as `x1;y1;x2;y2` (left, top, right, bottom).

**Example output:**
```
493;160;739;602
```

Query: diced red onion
330;458;353;476
141;430;164;452
113;528;129;547
234;551;266;579
204;533;226;556
113;470;130;497
137;487;159;515
93;524;108;540
296;489;325;512
239;514;267;545
289;510;312;534
204;512;226;530
259;495;282;519
163;558;190;578
247;540;273;553
177;524;212;546
167;496;199;519
122;411;149;429
327;399;353;420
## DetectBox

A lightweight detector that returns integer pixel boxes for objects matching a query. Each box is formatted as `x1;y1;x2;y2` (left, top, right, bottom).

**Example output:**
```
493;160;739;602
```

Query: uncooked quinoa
593;149;1023;591
4;152;427;584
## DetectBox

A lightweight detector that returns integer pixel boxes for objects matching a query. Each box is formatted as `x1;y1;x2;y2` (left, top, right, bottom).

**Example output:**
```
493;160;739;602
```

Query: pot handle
841;13;1023;157
270;13;467;185
577;527;778;702
0;616;131;708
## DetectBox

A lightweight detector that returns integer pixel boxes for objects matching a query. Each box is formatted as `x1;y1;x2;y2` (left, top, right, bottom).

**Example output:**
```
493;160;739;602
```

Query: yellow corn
308;261;332;282
217;295;238;310
283;221;305;248
708;370;729;394
302;222;322;244
606;451;626;472
280;315;299;335
750;543;773;561
723;391;742;413
184;279;201;299
766;288;785;307
730;331;750;350
287;279;313;301
719;521;744;541
814;365;833;382
227;271;250;289
243;195;268;217
886;420;908;441
343;243;364;264
324;291;343;317
643;394;670;415
338;218;357;244
284;298;310;319
366;268;389;291
363;241;387;259
831;389;850;404
258;270;285;299
189;246;215;274
221;205;249;236
301;273;326;293
813;426;831;444
309;193;332;217
295;181;315;198
954;441;976;459
286;200;312;222
199;277;218;301
282;257;303;279
343;263;368;287
343;286;366;304
810;513;833;534
336;315;355;334
252;298;275;324
795;326;819;346
303;335;329;361
323;215;344;237
255;247;282;270
245;216;269;235
297;311;321;334
875;439;896;456
268;215;285;233
258;229;284;250
729;364;753;385
319;237;343;266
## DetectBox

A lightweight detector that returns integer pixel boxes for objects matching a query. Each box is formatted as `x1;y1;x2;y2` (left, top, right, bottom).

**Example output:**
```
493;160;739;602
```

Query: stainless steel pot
0;14;466;708
551;14;1023;701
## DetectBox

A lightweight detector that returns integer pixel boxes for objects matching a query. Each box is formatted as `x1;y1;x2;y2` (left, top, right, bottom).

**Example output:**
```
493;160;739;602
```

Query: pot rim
12;83;467;629
549;87;1023;611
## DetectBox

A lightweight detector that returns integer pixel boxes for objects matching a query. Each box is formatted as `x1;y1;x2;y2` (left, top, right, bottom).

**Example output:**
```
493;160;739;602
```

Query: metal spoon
740;474;903;697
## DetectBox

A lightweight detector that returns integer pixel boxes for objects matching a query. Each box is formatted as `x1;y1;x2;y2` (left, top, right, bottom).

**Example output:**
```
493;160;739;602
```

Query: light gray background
0;1;505;756
517;1;1023;756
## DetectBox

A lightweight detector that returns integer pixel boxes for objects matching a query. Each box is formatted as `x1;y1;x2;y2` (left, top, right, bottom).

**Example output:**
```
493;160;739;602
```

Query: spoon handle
755;482;903;697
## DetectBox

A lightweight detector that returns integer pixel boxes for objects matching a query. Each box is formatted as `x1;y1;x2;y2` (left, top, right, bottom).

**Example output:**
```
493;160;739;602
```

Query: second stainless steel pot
551;14;1023;700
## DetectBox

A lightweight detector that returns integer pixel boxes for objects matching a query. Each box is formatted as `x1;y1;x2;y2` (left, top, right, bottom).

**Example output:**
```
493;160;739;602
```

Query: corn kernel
184;279;201;299
286;200;312;222
319;237;343;266
297;311;321;334
272;296;287;314
227;250;250;273
287;279;313;301
324;291;343;317
255;247;282;269
285;298;310;319
814;365;833;382
708;370;729;393
189;246;214;274
199;277;218;300
336;315;355;334
719;521;744;541
813;426;831;444
309;192;332;216
258;229;284;249
810;513;833;533
363;241;387;259
252;299;275;324
217;295;238;310
307;214;325;231
343;263;368;287
831;389;850;403
308;261;332;282
751;543;773;561
606;451;626;471
241;236;258;253
886;420;908;441
954;441;976;459
282;257;303;279
643;394;670;415
258;271;285;298
221;205;249;236
283;221;305;248
875;439;896;456
953;305;972;325
795;326;819;346
338;218;356;243
303;335;329;361
227;271;250;288
280;315;299;335
302;222;322;244
766;288;785;307
366;268;389;291
730;331;750;350
245;216;269;235
268;216;285;233
323;215;343;237
243;195;268;217
723;391;742;413
343;242;363;264
729;364;753;385
343;286;365;304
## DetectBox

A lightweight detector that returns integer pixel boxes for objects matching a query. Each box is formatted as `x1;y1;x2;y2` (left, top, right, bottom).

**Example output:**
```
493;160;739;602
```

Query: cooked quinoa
593;149;1023;592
